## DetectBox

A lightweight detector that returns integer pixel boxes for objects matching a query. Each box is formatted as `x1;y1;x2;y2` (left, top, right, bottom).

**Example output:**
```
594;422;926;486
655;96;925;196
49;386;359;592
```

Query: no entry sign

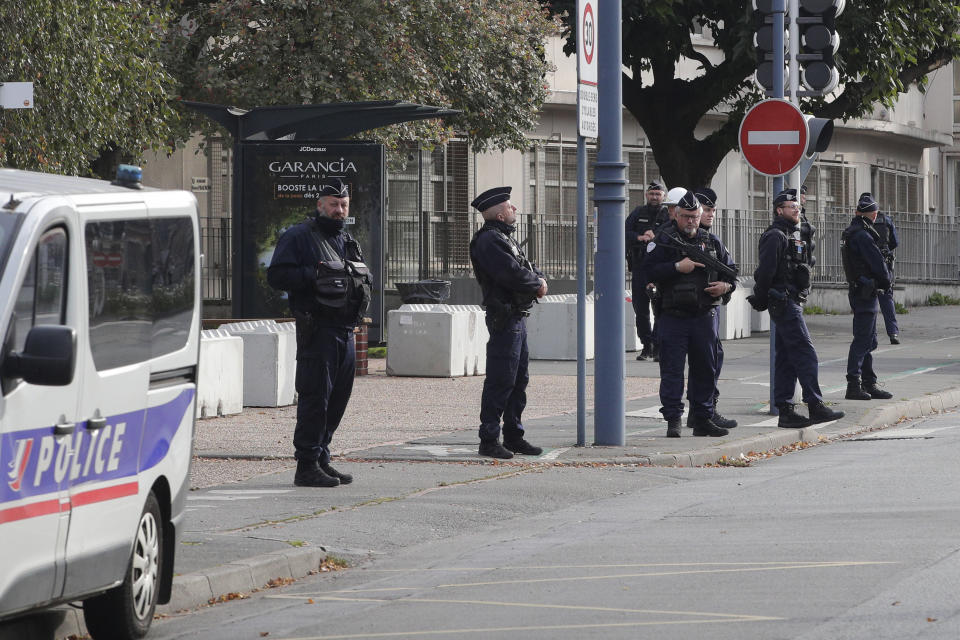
739;99;809;177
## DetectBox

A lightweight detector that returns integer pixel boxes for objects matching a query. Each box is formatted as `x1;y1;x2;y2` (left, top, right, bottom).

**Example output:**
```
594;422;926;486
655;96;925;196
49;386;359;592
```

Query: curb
40;547;328;640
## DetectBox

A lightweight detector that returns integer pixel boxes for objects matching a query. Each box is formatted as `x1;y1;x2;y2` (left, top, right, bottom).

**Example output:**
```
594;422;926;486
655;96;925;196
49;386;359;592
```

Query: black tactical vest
660;229;721;315
308;223;371;324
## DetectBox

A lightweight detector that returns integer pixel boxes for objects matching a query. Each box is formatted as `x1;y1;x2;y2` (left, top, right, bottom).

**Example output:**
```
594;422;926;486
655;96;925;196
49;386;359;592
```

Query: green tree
0;0;179;177
543;1;960;188
169;0;558;153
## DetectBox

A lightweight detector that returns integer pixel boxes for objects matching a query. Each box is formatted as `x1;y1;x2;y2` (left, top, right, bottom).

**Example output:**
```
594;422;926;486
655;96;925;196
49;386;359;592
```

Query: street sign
576;0;598;139
739;99;809;176
0;82;33;109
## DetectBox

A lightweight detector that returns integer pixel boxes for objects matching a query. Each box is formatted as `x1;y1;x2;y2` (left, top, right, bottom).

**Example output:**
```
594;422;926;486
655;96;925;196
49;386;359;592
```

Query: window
953;62;960;128
86;217;195;370
802;161;855;214
872;166;923;215
11;227;68;354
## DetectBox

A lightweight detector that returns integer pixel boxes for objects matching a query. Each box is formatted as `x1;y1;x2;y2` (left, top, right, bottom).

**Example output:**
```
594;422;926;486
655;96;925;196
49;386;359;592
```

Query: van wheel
82;491;162;640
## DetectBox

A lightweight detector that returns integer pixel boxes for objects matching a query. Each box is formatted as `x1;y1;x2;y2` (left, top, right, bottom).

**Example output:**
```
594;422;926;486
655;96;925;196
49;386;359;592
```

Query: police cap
857;192;879;213
773;189;799;206
647;180;666;192
471;186;512;212
319;178;349;198
677;190;700;211
694;187;717;208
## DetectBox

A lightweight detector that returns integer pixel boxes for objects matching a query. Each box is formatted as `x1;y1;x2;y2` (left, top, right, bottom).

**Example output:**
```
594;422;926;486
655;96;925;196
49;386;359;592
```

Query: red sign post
739;99;809;177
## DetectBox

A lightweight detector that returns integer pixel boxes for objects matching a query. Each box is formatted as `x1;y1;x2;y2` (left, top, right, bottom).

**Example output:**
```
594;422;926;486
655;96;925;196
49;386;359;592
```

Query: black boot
777;403;811;429
294;460;339;487
808;401;845;424
479;440;514;459
711;400;738;429
691;415;729;437
637;343;652;361
504;437;543;456
320;463;353;485
845;376;872;400
862;381;893;400
889;334;900;345
666;418;682;438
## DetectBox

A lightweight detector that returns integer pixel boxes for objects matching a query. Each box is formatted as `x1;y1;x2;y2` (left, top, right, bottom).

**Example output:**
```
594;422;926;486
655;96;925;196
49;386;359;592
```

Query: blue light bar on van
113;164;144;189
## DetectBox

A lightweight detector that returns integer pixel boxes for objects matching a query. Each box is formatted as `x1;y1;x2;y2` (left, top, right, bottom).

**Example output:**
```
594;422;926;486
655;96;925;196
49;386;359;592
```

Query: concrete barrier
197;329;244;418
719;282;752;340
527;294;594;360
386;304;487;377
219;320;297;406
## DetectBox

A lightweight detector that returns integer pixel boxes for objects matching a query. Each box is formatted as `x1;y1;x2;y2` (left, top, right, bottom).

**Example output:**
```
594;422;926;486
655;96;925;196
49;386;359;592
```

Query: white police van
0;167;200;639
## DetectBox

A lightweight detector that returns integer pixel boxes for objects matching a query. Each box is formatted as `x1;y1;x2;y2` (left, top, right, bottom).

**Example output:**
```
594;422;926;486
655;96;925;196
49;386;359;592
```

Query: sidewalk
27;305;960;640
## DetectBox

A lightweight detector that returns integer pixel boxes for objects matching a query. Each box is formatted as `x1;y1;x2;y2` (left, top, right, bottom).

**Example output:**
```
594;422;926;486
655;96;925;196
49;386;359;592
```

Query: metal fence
200;209;959;302
200;216;232;301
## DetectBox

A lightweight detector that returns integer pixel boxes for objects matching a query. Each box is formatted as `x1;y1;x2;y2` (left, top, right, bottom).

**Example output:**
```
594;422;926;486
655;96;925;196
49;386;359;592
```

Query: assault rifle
662;232;739;281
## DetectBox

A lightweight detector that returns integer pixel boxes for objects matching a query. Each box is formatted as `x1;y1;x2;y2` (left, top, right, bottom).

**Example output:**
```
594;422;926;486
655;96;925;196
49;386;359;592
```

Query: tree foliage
0;0;178;177
169;0;559;153
544;0;960;188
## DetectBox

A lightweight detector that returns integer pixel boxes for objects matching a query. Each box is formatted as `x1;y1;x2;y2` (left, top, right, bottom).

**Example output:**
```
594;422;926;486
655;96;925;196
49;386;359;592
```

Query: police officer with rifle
693;187;738;430
748;189;844;429
871;200;901;344
267;178;371;488
470;186;547;459
645;190;738;438
625;181;669;360
841;193;894;401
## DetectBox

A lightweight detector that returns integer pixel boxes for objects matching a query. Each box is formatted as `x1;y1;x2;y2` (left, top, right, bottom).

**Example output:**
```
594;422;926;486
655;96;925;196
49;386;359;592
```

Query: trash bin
396;279;451;305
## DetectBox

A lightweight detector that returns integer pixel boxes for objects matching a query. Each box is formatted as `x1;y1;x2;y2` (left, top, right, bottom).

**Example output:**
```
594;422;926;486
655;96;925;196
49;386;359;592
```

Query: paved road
146;409;960;640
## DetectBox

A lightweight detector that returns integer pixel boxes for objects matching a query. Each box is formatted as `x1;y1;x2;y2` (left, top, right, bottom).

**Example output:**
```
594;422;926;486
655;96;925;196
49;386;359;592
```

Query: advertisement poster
237;141;385;339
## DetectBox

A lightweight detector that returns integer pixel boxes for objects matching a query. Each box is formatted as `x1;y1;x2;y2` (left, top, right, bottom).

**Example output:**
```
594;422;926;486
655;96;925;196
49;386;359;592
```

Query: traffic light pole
769;0;785;414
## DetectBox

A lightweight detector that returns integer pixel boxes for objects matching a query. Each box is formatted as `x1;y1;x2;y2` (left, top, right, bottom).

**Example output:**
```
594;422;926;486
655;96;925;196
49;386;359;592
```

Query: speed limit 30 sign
577;0;598;139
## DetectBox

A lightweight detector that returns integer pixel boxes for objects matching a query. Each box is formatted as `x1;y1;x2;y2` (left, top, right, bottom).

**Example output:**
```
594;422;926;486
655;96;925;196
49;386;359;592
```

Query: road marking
748;130;800;145
209;489;294;495
854;425;954;439
187;495;262;501
539;447;569;460
626;406;687;418
187;489;294;502
305;560;894;594
403;445;475;457
748;417;780;427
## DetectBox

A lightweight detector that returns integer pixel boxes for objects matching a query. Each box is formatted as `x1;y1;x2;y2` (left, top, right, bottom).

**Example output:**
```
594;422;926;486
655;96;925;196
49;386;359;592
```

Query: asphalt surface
5;305;960;639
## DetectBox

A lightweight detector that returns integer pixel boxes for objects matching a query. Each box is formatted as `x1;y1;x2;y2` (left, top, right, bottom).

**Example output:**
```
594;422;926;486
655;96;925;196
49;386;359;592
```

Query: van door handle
54;421;75;436
86;417;107;431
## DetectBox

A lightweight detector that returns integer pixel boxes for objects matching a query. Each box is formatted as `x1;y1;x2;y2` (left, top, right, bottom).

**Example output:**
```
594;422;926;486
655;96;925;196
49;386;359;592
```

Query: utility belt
485;297;532;331
850;276;880;302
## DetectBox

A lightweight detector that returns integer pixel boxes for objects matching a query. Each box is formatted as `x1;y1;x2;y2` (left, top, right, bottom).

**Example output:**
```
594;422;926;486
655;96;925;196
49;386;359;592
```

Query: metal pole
593;0;626;445
769;0;786;414
577;136;587;447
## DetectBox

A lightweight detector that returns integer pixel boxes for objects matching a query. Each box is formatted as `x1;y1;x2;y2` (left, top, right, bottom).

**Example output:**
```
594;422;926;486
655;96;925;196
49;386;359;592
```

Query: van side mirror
3;325;76;386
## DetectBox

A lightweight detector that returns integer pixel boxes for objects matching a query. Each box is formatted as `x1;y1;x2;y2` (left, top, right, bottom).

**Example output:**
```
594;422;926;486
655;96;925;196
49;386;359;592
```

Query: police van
0;167;200;639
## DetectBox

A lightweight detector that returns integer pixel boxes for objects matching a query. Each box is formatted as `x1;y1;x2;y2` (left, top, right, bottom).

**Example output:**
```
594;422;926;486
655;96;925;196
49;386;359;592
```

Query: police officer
749;189;844;429
625;181;668;359
842;193;894;401
871;199;901;343
645;190;736;438
693;186;737;430
644;186;688;362
267;178;371;487
470;186;547;459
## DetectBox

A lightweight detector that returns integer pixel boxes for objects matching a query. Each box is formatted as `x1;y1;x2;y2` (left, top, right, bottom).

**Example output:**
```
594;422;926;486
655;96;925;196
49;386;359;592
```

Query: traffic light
804;115;834;156
797;0;845;93
753;0;785;93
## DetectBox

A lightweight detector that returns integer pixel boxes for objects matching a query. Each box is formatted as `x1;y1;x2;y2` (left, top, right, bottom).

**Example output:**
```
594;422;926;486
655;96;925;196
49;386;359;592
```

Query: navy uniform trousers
847;294;880;383
877;284;900;337
294;325;356;465
479;315;529;443
631;268;653;345
659;308;718;420
771;300;823;405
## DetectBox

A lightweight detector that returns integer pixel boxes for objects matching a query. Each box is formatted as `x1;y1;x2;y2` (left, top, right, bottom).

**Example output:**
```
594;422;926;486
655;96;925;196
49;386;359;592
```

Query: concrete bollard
527;294;594;360
386;304;486;377
219;320;297;406
197;329;244;418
